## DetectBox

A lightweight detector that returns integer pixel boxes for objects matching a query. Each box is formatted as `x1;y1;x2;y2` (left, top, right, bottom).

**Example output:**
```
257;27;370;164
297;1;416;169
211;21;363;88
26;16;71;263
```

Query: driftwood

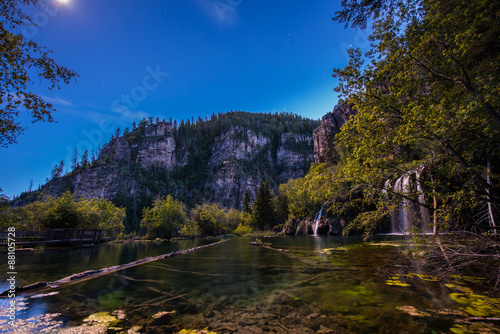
0;239;228;297
288;274;323;287
465;317;500;323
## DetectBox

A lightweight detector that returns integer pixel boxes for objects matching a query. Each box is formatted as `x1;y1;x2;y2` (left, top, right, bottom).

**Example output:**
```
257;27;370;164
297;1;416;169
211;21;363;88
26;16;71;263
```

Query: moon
57;0;70;4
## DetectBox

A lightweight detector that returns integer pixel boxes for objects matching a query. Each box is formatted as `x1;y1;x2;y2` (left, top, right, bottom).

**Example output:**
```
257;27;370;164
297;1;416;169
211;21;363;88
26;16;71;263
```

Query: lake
1;236;499;333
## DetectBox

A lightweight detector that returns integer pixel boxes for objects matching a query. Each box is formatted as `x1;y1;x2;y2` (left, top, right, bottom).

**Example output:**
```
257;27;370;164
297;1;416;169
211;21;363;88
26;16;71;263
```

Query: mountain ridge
16;111;321;229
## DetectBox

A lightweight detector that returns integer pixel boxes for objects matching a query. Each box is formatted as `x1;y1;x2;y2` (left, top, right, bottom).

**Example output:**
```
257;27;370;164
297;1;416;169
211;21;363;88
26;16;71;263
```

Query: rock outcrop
36;116;316;211
277;133;314;182
208;127;313;208
313;102;356;163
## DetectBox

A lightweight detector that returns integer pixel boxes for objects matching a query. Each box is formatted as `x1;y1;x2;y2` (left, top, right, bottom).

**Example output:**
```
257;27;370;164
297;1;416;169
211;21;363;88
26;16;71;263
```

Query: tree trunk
487;158;497;235
430;172;438;235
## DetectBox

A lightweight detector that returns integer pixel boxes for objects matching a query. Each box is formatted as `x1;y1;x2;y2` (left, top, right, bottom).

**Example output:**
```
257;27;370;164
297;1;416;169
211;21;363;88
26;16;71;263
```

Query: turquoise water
1;236;499;333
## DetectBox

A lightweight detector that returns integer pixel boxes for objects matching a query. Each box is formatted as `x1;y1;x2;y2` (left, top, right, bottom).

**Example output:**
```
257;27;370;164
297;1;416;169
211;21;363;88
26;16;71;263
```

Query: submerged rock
83;312;118;324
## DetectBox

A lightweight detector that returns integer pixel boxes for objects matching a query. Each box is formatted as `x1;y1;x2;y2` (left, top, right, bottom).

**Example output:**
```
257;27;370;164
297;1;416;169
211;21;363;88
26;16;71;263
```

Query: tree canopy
0;191;125;235
140;195;187;239
331;0;500;235
0;0;78;146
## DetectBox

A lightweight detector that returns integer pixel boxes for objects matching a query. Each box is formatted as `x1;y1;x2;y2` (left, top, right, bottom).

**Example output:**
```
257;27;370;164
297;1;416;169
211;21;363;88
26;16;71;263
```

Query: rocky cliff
313;101;356;164
207;126;314;208
30;112;319;226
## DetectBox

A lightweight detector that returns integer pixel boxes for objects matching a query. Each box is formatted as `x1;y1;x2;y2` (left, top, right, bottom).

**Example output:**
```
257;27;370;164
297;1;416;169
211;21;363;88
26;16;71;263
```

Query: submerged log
0;239;228;298
465;317;500;323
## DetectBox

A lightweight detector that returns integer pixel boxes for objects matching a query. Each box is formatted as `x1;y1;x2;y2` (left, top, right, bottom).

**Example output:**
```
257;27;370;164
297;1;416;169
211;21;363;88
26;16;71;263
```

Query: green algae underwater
1;236;499;333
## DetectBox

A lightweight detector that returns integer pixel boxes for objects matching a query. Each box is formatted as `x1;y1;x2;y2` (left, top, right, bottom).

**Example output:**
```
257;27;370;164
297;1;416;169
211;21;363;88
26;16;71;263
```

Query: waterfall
313;207;324;236
389;165;432;234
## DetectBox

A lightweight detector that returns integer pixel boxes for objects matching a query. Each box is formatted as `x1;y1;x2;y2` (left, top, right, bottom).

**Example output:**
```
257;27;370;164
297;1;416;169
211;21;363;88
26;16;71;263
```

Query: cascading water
313;207;324;236
388;165;432;234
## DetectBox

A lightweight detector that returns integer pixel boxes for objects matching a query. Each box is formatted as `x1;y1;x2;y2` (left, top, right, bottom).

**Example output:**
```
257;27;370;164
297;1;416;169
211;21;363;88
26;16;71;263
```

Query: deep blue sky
1;0;369;198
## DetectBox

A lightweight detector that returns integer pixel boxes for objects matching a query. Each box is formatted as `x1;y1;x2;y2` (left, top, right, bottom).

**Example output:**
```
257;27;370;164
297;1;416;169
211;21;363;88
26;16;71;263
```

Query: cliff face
19;108;356;231
38;115;316;213
207;126;270;208
207;127;314;208
313;102;356;163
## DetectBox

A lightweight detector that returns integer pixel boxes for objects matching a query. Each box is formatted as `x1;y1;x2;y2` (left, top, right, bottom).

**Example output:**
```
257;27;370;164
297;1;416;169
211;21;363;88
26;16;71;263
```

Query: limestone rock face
206;126;314;209
72;166;121;200
313;102;356;163
136;137;176;169
209;126;269;166
277;133;314;181
136;122;176;169
99;137;131;163
38;118;316;210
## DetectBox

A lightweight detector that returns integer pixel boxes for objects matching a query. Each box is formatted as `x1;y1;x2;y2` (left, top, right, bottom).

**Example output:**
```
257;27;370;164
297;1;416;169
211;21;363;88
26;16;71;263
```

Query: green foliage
0;0;78;146
0;189;12;230
242;189;252;214
190;203;228;236
49;161;65;181
233;222;253;236
77;198;126;237
273;192;289;226
0;191;126;234
171;111;319;206
331;0;500;234
227;208;252;229
178;219;199;237
44;191;80;229
252;179;275;230
140;195;187;239
187;203;252;236
279;163;335;219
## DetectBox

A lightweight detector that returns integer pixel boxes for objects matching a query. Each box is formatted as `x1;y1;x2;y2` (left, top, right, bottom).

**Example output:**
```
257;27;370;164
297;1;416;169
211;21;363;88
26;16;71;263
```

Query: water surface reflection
1;236;496;333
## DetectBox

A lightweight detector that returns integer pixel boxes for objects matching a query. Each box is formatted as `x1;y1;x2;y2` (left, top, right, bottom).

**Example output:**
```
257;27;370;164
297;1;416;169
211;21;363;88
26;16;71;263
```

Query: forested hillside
12;111;319;230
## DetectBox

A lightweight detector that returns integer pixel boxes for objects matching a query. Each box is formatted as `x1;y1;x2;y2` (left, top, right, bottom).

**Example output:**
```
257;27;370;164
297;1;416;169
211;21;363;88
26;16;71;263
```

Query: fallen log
0;239;229;298
464;317;500;323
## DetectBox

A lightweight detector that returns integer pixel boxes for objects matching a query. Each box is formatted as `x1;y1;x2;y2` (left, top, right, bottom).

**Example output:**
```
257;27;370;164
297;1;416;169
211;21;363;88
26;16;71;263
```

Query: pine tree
242;189;252;214
59;160;64;174
81;150;89;167
71;148;79;170
49;161;64;180
252;179;275;230
276;193;289;224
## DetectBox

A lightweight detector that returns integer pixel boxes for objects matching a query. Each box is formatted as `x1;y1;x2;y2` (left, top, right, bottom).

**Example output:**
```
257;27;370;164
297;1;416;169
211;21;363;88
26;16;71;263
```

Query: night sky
1;0;370;198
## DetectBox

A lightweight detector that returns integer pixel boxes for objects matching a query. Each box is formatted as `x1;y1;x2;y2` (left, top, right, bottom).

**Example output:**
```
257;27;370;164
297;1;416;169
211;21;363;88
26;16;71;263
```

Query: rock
127;326;142;334
111;310;126;320
239;325;263;334
149;310;176;326
307;313;320;319
82;312;118;324
313;101;356;164
317;325;335;333
32;114;318;211
396;306;431;317
203;310;216;318
277;133;314;181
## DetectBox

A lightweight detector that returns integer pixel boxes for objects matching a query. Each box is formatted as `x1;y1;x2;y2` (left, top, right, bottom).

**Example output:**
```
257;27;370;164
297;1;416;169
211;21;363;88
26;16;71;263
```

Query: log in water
0;239;228;297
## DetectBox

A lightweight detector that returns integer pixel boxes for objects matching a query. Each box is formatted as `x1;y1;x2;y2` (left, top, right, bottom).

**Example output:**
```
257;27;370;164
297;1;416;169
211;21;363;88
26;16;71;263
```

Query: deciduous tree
140;195;186;239
0;0;78;146
332;0;500;235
